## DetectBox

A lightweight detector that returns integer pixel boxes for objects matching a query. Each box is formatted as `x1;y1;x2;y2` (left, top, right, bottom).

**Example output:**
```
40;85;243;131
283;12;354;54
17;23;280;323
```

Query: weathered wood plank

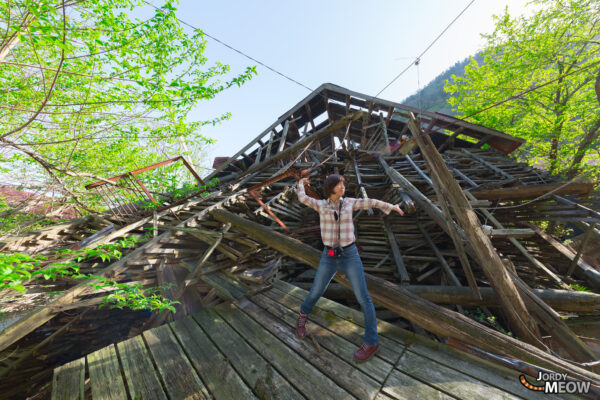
396;350;521;399
250;290;395;383
193;308;303;400
272;279;414;347
117;336;168;400
143;324;210;400
235;297;381;399
470;182;594;200
213;301;354;400
51;357;84;400
170;315;257;400
406;343;576;400
381;368;453;400
87;345;128;400
262;283;405;364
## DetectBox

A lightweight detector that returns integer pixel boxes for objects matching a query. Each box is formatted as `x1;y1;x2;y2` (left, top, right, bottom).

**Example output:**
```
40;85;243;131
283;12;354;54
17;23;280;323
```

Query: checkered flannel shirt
296;182;395;248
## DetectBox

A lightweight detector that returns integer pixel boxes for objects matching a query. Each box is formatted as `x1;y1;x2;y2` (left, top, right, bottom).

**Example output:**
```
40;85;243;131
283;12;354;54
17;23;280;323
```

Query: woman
295;173;404;362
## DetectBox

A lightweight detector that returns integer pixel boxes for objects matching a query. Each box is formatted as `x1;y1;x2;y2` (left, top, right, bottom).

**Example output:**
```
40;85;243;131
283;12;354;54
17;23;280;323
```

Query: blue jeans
300;244;378;346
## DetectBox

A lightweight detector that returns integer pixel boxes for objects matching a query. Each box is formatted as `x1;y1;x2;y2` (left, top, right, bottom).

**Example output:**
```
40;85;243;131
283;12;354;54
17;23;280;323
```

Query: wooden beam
525;221;600;289
470;182;594;200
418;222;461;286
265;129;276;159
209;208;600;384
278;121;290;153
173;223;232;300
437;128;463;152
408;114;543;348
567;222;597;277
461;148;515;181
361;102;374;148
383;218;410;284
474;134;493;148
405;154;433;188
293;282;600;312
403;153;480;299
242;112;364;177
488;228;535;238
465;192;571;291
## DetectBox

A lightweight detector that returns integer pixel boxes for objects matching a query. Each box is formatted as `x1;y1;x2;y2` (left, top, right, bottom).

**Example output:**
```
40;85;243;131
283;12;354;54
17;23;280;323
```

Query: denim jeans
300;244;378;346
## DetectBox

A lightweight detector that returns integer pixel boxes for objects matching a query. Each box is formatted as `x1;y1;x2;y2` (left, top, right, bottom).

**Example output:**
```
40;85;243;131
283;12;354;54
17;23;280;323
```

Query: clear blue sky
172;0;532;172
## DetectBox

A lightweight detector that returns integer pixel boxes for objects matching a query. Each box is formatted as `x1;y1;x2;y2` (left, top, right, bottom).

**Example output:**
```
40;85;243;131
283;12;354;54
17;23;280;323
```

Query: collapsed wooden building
1;83;600;399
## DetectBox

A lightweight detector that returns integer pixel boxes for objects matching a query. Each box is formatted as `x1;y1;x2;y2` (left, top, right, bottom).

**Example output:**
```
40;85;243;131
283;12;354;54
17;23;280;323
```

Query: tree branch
0;4;65;139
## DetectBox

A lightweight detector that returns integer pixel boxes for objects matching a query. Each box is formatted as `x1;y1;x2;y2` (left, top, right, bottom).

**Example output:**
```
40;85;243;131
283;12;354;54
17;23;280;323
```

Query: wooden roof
2;84;600;399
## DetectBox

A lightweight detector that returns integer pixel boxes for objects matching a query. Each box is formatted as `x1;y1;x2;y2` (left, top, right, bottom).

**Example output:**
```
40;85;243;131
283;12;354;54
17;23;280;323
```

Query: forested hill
401;53;484;115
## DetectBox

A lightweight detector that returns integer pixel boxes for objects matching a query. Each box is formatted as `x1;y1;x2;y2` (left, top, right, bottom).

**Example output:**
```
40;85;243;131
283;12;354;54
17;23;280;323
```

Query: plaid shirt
296;182;394;247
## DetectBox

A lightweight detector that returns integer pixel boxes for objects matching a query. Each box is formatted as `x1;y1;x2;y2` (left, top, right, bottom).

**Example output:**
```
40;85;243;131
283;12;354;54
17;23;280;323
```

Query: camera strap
336;198;343;249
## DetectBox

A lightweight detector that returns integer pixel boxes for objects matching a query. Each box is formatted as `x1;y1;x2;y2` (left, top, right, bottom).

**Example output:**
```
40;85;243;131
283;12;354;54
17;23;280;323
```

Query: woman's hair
323;174;345;198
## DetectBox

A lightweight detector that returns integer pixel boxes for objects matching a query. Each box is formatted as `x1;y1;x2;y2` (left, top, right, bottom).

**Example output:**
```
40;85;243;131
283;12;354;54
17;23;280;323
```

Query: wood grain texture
235;297;381;399
213;301;353;400
87;345;127;400
117;336;168;400
170;315;256;400
193;307;303;400
143;324;210;400
51;357;84;400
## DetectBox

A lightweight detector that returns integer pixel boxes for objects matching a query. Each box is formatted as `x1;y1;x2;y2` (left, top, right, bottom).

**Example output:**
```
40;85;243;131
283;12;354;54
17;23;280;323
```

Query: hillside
401;53;484;114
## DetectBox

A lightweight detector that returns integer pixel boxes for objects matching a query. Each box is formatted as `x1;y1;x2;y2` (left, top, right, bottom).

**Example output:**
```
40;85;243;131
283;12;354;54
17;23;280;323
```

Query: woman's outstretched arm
351;197;403;215
295;179;322;212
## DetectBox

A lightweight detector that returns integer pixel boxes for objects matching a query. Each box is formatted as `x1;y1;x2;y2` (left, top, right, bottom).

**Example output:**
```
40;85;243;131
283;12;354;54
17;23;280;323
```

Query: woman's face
332;180;345;197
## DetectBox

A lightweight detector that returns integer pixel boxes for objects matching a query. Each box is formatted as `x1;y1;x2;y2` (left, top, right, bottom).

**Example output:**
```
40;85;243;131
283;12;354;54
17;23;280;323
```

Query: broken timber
210;208;600;384
407;113;599;367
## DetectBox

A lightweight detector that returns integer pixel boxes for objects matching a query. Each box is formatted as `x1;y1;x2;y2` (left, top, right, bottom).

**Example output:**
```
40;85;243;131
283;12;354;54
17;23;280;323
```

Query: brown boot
296;311;308;338
354;343;380;362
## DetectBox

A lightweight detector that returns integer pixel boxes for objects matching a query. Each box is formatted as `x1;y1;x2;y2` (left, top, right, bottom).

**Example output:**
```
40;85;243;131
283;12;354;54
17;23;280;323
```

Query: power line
374;0;476;99
144;1;314;93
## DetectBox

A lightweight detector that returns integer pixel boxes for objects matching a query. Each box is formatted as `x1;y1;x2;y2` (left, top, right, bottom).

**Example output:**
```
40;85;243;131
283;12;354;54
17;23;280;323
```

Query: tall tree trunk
548;121;563;174
567;117;600;179
567;68;600;179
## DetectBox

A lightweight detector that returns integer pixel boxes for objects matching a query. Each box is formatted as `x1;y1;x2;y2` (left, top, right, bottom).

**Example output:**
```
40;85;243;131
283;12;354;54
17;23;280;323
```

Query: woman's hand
392;204;404;216
299;177;310;185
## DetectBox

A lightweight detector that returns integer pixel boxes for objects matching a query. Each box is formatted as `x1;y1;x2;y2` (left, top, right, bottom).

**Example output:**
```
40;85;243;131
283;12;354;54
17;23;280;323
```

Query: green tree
445;0;600;181
0;0;256;213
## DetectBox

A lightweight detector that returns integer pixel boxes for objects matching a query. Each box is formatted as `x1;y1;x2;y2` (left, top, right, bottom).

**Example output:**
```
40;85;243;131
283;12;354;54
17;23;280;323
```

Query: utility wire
374;0;476;98
144;1;314;92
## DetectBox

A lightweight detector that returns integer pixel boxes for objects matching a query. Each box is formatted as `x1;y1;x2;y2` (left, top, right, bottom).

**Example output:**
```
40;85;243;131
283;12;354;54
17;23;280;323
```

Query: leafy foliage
0;235;178;313
89;279;179;313
0;0;255;210
445;0;600;181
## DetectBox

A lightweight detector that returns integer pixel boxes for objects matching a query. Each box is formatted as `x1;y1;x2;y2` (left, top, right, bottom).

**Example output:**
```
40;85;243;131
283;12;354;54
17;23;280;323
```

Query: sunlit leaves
445;0;600;180
0;0;256;207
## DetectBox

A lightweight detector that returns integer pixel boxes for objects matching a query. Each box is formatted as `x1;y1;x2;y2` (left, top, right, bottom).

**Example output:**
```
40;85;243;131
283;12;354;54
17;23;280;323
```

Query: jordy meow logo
519;371;592;395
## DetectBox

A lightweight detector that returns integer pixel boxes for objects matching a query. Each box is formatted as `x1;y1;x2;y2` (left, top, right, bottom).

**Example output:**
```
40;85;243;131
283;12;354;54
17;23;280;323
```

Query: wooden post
407;113;598;365
567;222;597;277
407;114;543;347
209;208;600;383
383;218;410;284
404;153;480;298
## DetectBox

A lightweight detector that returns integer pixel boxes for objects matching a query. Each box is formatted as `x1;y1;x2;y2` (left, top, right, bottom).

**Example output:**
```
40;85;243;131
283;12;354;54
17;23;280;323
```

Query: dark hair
323;174;345;198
